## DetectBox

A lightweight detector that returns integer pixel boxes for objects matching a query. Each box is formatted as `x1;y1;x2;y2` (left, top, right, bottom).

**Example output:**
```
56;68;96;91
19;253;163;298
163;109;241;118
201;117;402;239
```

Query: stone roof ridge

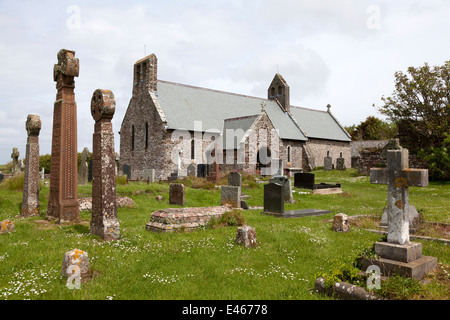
224;114;260;122
289;104;329;114
157;79;271;102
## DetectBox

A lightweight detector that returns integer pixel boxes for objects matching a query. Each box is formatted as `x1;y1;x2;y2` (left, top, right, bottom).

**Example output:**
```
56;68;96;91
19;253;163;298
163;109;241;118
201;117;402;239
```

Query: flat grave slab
264;208;331;218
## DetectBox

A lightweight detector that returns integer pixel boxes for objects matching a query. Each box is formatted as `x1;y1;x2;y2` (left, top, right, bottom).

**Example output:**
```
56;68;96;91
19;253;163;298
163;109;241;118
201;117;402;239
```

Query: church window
145;122;149;149
287;146;291;162
278;86;283;95
271;87;275;97
131;125;135;150
191;139;195;160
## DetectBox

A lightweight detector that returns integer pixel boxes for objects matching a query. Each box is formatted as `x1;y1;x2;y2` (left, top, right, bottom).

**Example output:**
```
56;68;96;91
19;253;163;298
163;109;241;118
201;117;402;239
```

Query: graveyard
0;168;449;300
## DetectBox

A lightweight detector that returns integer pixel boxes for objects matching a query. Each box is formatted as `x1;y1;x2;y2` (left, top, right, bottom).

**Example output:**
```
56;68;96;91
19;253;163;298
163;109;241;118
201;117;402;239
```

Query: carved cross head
91;89;115;122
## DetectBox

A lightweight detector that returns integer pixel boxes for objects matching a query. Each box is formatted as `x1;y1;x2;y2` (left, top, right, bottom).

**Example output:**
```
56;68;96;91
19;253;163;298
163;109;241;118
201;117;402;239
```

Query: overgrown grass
0;168;448;300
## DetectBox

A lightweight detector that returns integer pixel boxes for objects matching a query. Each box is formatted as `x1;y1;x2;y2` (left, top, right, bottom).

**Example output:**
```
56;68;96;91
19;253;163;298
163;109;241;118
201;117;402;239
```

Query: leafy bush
0;173;25;191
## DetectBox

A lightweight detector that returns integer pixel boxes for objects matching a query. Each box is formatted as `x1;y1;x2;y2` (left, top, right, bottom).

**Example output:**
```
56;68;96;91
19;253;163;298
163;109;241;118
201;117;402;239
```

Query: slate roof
155;80;350;143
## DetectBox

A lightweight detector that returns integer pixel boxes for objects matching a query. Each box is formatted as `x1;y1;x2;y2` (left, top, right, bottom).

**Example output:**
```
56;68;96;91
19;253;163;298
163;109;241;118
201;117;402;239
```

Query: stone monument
90;89;120;241
47;49;80;223
21;114;41;217
324;151;333;171
11;148;20;175
169;183;185;206
367;149;437;279
78;147;89;185
336;152;346;170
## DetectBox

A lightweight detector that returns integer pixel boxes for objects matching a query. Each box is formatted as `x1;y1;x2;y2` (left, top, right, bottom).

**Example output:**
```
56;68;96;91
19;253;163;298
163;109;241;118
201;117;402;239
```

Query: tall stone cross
370;149;428;245
47;49;80;223
11;148;20;175
90;89;120;241
22;114;41;216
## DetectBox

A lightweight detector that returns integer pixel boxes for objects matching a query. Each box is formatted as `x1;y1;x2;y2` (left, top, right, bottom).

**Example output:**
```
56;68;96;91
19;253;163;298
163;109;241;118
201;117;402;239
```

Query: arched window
278;86;283;95
191;139;195;160
131;125;135;151
145;122;149;149
271;87;275;97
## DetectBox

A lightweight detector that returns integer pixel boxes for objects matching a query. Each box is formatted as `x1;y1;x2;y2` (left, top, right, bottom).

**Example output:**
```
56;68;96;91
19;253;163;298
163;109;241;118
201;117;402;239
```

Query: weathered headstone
324;151;333;171
367;149;437;279
47;49;80;223
90;89;120;241
220;186;241;208
263;182;284;214
122;164;131;179
169;183;185;206
336;152;346;171
187;164;195;177
227;172;242;187
11;148;20;175
78;147;89;185
61;249;90;279
40;167;45;181
143;169;155;182
0;219;15;234
235;225;258;248
207;162;221;183
197;164;207;178
169;170;179;181
294;172;315;190
269;175;293;203
332;213;350;232
22;114;41;217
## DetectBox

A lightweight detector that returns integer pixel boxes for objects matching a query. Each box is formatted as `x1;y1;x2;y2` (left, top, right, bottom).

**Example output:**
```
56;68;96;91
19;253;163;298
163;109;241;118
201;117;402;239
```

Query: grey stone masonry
269;175;293;203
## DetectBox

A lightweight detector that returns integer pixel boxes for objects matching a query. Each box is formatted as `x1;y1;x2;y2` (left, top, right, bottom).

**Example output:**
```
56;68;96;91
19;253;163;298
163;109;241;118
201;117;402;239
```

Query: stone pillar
11;148;20;175
90;89;120;241
47;49;80;223
78;147;89;185
22;114;41;217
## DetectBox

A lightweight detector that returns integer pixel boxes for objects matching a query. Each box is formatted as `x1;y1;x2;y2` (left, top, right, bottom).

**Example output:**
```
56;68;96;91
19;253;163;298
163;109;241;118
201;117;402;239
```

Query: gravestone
11;148;20;175
294;172;315;190
336;152;346;170
22;114;41;217
89;89;120;241
207;162;221;183
227;172;242;187
332;213;350;232
366;149;437;279
47;49;80;223
169;183;185;206
324;151;333;171
0;173;4;184
269;175;293;203
263;182;284;215
40;167;45;181
78;147;89;185
197;164;207;178
122;164;131;179
169;170;179;181
235;225;258;248
220;186;241;208
143;169;155;182
0;219;15;234
61;249;90;279
187;164;195;177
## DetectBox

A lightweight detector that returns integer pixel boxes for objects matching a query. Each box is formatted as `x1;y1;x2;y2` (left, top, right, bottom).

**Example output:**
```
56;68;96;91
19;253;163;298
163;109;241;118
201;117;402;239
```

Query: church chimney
268;73;290;112
133;54;157;94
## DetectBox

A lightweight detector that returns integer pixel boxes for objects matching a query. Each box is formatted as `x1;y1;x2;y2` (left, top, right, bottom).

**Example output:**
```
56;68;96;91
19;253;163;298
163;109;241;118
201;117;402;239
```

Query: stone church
119;54;351;180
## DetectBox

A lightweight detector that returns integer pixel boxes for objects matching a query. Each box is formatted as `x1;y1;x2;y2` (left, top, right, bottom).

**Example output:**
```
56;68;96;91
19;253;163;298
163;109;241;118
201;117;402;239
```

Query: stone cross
41;167;45;181
90;89;120;241
47;49;80;223
370;149;428;245
22;114;41;217
11;148;20;175
78;147;89;185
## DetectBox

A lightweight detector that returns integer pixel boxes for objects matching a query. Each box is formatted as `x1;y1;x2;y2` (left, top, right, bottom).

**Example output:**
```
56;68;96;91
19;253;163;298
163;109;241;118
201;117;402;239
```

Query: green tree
375;61;450;179
345;116;397;141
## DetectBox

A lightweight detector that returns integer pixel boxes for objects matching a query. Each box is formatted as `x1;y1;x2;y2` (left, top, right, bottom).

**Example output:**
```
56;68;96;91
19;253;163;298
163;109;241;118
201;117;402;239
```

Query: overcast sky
1;0;449;165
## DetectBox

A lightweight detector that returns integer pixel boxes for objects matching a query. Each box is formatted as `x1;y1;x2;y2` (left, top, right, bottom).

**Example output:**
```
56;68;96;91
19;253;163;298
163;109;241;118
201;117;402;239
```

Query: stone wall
305;138;351;169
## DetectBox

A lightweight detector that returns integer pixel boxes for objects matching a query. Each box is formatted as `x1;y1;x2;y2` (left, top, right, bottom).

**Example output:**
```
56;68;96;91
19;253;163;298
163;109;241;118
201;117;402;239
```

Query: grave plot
294;172;343;194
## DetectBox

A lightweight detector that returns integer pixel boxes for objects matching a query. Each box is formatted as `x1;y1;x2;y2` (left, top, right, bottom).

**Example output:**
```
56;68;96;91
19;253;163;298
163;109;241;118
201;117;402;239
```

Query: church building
119;54;351;180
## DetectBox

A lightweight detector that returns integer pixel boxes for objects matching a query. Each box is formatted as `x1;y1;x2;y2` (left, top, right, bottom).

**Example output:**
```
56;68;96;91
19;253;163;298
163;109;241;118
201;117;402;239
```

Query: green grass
0;168;448;300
